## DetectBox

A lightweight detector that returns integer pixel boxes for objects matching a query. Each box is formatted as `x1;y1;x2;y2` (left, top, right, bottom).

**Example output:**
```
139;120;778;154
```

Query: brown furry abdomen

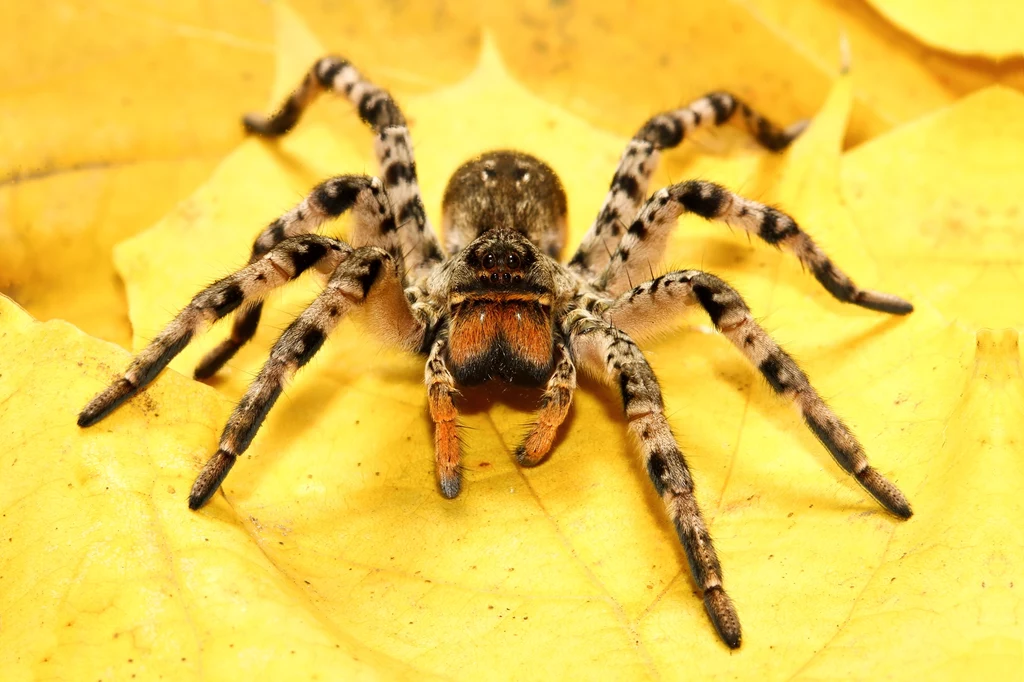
446;301;554;386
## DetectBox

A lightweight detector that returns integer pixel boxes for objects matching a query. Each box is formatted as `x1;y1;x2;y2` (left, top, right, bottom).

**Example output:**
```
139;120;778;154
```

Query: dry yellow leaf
5;0;1018;351
0;0;478;348
0;296;431;680
742;0;1024;127
867;0;1024;59
3;2;1023;680
0;0;272;347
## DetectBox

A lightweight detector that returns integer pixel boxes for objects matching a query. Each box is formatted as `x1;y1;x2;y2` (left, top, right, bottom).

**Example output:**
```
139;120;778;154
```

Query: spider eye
482;253;496;269
506;252;521;269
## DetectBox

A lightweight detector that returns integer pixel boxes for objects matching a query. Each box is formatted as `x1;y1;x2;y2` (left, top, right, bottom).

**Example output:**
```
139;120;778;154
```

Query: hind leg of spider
594;179;913;315
569;91;806;279
515;341;576;466
244;56;444;278
564;307;741;648
190;246;428;509
601;270;912;518
77;233;353;428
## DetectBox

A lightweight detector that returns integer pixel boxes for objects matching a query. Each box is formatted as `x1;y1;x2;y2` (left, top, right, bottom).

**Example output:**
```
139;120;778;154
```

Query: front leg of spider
189;245;426;509
78;174;431;509
77;175;383;427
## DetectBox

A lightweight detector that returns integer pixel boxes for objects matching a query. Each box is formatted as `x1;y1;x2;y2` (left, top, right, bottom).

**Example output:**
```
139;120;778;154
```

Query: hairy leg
189;246;428;509
193;175;391;379
594;179;913;315
599;269;912;518
78;234;352;427
563;307;741;649
243;56;444;278
569;92;805;278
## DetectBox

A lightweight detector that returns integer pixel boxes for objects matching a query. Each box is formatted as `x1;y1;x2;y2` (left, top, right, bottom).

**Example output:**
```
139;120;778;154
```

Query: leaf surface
866;0;1024;59
2;2;1022;681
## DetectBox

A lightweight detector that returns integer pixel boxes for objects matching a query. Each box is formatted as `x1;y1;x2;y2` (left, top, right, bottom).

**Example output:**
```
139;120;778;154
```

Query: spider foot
78;377;139;427
704;585;742;649
242;111;296;138
852;289;914;315
193;338;242;380
437;465;461;499
857;466;913;519
189;449;237;510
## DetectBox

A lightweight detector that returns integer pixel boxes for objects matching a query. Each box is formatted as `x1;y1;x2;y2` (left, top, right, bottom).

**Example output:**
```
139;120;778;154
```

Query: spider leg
243;56;444;279
189;246;428;509
425;333;463;499
514;341;576;466
594;180;913;314
569;92;805;278
78;233;352;427
78;174;393;426
193;175;394;379
563;306;741;649
601;269;913;518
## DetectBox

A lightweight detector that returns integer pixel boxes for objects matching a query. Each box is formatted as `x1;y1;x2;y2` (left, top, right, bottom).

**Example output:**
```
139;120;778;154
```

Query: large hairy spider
78;55;913;649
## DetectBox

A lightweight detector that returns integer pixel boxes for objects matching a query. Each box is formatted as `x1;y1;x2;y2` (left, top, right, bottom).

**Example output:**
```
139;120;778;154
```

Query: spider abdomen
446;301;554;386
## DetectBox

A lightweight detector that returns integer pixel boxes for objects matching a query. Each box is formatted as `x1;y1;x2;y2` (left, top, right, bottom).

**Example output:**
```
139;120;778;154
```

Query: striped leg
425;334;462;499
595;179;913;314
189;247;427;509
515;341;576;466
564;307;741;649
78;234;352;428
194;174;391;379
568;92;805;279
601;270;913;518
243;56;444;278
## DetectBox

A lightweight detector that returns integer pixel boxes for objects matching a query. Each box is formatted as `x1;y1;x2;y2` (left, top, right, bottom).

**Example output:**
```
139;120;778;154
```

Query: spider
78;55;913;649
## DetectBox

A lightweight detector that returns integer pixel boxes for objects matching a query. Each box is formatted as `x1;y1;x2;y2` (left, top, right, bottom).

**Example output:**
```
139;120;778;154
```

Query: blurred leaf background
1;1;1022;680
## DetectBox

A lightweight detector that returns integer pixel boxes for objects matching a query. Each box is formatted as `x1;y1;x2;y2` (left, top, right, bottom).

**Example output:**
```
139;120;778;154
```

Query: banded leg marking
564;308;741;649
78;234;351;428
604;270;912;518
195;174;389;379
244;56;444;278
569;92;805;278
597;179;913;316
189;247;425;509
515;341;577;466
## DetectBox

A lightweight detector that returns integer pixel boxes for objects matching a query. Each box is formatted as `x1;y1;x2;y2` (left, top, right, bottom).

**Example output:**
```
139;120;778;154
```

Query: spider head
443;230;557;386
440;150;567;259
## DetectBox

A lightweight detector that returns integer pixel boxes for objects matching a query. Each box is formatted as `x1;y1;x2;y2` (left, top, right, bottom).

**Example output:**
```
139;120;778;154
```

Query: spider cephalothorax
78;55;913;649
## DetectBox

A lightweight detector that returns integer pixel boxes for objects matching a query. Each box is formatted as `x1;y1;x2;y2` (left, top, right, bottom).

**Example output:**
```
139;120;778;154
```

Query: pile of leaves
1;1;1021;679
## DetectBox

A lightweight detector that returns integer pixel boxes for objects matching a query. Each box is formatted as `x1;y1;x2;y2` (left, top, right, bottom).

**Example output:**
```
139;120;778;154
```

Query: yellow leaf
0;296;427;680
4;2;1022;680
842;86;1024;330
7;0;1017;350
0;0;480;348
866;0;1024;59
741;0;1024;129
476;0;888;147
0;0;273;347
